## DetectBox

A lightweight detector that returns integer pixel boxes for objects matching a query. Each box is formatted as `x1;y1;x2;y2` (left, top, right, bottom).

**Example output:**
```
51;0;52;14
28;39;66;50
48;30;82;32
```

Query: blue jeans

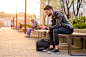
49;27;73;45
26;28;33;35
17;27;19;30
17;26;23;30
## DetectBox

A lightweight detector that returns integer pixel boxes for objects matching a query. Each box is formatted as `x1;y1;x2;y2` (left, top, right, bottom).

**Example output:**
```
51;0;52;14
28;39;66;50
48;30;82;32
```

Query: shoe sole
42;50;46;52
42;50;48;52
48;51;59;54
42;50;53;52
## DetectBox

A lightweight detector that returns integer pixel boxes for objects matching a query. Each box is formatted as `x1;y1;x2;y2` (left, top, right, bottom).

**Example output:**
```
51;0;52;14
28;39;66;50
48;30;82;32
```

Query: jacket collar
52;11;56;18
53;11;56;16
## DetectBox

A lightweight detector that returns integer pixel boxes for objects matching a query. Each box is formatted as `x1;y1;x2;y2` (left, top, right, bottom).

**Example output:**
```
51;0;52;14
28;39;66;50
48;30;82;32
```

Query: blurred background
0;0;86;29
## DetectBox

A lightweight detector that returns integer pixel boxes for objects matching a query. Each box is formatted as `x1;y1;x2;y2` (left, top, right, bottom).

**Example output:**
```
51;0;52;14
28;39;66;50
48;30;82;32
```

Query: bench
18;28;28;32
25;30;46;38
32;30;48;39
33;30;86;56
59;32;86;56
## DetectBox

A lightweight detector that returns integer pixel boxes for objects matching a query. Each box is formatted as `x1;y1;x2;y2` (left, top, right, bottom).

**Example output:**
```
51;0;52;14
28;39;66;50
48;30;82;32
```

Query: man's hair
31;19;34;21
44;5;53;10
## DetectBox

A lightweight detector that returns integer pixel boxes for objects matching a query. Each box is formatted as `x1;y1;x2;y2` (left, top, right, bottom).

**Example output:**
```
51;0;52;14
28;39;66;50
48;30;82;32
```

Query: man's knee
28;28;32;30
53;29;57;33
53;29;60;34
53;29;57;36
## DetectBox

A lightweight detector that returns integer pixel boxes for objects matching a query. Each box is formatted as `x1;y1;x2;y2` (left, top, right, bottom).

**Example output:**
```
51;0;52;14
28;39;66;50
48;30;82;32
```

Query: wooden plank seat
58;32;86;56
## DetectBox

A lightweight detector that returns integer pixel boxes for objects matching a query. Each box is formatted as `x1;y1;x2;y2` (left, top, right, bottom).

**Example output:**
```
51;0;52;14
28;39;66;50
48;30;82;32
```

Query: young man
26;19;38;37
40;5;73;54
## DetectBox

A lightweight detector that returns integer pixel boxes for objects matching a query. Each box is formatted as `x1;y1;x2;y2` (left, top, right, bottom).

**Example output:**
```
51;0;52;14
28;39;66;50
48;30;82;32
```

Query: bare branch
73;0;82;16
69;0;74;8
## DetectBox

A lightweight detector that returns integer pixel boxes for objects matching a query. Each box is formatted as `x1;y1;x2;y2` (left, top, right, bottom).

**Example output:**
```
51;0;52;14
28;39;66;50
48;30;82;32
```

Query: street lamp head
16;3;17;7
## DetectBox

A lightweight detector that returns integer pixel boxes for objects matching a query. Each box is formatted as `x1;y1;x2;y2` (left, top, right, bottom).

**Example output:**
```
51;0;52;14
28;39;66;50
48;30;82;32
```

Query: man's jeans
26;28;33;35
49;27;73;45
17;27;19;30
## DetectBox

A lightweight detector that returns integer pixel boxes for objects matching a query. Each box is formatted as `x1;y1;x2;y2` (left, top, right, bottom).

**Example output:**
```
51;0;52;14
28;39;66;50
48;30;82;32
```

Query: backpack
36;39;50;51
36;39;55;51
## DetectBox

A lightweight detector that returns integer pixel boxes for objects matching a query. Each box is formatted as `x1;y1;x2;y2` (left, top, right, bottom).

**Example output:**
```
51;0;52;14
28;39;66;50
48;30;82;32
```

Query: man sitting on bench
26;19;38;37
40;5;74;54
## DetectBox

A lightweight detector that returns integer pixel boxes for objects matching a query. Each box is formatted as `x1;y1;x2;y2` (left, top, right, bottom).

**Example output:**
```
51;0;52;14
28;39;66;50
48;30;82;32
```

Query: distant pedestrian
11;20;13;28
17;21;23;30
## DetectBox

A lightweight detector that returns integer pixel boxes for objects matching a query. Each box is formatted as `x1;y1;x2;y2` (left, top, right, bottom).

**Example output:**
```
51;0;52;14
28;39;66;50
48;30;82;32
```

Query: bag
36;39;50;51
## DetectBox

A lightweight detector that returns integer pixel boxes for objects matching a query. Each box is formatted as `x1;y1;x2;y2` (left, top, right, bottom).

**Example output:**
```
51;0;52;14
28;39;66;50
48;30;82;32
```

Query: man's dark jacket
47;11;73;31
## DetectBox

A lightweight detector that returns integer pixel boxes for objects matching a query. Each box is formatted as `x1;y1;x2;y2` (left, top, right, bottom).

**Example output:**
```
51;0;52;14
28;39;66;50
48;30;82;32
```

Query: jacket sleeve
49;13;63;29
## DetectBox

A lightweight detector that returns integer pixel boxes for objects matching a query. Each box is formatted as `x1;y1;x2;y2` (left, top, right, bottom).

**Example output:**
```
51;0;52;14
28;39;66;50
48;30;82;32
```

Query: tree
60;0;74;19
38;0;60;25
48;0;60;10
38;0;60;10
47;0;60;25
73;0;82;16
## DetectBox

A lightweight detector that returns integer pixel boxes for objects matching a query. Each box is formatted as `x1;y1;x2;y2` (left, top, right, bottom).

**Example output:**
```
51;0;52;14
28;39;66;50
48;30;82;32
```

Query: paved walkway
0;27;86;57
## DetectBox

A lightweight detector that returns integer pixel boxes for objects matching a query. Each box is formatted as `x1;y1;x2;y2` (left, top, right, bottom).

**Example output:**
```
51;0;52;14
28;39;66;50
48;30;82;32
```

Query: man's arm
32;21;38;29
39;25;46;30
49;13;63;29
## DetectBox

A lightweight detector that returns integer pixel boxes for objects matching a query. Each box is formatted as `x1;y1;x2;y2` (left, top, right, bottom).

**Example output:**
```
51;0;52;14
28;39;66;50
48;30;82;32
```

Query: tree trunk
73;0;82;17
60;0;74;19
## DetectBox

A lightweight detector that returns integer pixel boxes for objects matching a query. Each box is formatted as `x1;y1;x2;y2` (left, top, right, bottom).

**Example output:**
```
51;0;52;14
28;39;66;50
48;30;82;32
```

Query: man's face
44;10;52;17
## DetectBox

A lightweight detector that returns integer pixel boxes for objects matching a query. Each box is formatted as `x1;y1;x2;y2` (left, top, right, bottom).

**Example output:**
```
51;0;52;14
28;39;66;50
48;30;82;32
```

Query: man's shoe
29;36;32;38
42;48;53;52
48;49;59;54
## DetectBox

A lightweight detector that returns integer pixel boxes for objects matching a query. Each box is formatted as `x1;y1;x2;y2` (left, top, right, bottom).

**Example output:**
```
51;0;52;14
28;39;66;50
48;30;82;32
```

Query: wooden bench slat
59;32;86;37
34;30;86;37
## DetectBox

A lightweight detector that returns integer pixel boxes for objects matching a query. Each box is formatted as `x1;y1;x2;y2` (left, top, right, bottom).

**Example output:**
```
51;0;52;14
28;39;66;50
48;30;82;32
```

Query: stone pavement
0;27;86;57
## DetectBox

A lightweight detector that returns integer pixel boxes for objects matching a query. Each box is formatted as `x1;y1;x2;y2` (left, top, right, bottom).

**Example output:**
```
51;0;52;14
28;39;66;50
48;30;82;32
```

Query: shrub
73;23;86;29
44;24;51;26
69;16;86;29
69;16;86;24
22;24;32;27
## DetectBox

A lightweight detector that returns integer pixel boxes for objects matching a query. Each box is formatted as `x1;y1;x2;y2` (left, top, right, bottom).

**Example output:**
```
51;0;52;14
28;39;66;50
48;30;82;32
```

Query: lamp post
13;16;14;28
16;3;17;29
47;0;49;25
24;0;27;33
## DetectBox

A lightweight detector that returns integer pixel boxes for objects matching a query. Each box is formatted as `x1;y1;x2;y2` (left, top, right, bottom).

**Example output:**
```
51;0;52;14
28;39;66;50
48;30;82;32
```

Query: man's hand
41;25;46;30
39;26;42;29
47;27;49;30
39;25;46;30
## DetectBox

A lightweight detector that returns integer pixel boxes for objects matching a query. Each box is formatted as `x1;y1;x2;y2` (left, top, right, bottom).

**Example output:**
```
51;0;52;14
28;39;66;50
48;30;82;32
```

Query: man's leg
53;29;59;50
42;29;54;52
53;27;72;49
29;29;33;37
49;29;54;48
17;27;19;30
26;28;33;35
48;27;72;54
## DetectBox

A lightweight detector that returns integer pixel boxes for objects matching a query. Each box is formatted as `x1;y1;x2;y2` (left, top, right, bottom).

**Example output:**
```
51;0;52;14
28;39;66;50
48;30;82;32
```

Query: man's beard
48;12;52;17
